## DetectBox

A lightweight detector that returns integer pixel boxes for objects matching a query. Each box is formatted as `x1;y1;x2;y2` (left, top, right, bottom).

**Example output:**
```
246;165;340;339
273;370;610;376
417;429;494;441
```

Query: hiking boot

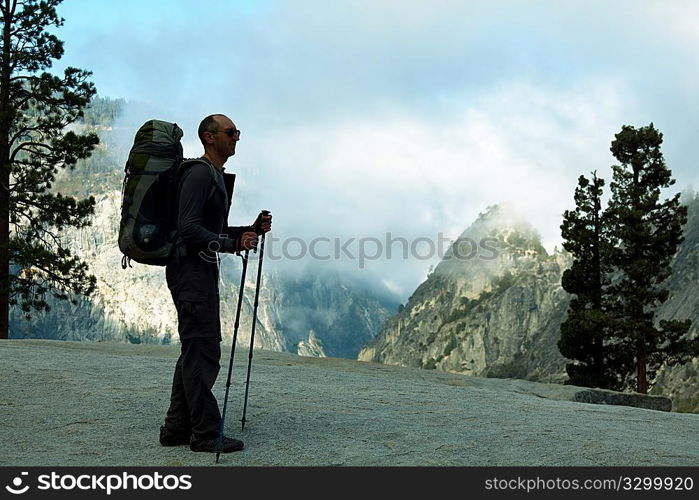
190;435;244;453
159;426;190;447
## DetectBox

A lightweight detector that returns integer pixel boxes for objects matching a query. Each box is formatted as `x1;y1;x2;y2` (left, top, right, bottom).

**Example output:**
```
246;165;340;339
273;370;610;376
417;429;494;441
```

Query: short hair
198;114;224;146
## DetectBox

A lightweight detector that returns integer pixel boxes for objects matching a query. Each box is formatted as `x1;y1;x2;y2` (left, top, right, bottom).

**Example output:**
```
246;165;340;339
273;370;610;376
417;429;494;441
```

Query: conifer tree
559;172;619;388
604;123;697;393
0;0;98;339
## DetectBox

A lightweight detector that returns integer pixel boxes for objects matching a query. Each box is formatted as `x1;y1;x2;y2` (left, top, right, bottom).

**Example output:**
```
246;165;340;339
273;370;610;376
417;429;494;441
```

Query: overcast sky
54;0;699;299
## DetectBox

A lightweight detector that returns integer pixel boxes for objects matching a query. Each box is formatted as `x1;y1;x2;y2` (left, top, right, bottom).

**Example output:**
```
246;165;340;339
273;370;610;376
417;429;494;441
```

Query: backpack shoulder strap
169;158;219;258
177;158;218;200
170;156;216;216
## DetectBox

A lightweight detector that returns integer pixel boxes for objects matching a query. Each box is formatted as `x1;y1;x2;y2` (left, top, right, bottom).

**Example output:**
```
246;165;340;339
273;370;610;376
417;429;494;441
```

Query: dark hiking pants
164;254;222;441
164;337;222;440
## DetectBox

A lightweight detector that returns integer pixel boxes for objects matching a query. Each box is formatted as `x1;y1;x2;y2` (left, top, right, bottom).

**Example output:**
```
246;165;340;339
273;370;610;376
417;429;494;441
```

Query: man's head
198;114;240;161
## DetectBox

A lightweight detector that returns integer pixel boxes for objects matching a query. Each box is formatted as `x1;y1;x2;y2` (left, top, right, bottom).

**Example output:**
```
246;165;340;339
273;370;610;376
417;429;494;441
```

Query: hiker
159;114;272;453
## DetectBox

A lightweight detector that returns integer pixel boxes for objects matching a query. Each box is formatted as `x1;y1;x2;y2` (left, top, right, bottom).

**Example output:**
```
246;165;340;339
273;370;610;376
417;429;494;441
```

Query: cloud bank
55;0;699;297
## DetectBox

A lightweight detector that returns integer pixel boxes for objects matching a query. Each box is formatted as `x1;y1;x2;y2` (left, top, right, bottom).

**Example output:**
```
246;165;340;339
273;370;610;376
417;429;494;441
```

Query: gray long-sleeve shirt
176;158;250;255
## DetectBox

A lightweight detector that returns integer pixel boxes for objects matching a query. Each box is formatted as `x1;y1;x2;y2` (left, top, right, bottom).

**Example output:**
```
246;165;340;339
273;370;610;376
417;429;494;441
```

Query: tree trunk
592;181;604;378
636;338;647;394
0;1;13;339
630;165;647;393
0;160;8;340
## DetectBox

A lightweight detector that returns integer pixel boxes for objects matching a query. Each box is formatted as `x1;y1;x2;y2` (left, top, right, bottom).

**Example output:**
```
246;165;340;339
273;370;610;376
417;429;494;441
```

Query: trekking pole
216;249;249;464
240;210;270;431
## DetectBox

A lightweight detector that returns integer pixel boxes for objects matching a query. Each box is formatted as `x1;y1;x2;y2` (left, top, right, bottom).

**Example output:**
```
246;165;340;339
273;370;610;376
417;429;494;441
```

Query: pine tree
559;171;620;388
0;0;99;339
605;123;697;393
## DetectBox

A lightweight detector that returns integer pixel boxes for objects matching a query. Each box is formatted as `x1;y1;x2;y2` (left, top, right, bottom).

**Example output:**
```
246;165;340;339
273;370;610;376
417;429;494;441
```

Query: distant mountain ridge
359;198;699;412
359;203;572;380
10;189;396;358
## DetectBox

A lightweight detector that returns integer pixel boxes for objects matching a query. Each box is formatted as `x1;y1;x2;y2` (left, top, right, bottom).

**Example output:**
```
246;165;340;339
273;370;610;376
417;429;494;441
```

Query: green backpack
118;120;214;268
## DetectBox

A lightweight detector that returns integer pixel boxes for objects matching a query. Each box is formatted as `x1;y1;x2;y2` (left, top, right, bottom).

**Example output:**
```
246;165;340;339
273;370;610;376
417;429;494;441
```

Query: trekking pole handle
252;210;271;255
253;210;271;235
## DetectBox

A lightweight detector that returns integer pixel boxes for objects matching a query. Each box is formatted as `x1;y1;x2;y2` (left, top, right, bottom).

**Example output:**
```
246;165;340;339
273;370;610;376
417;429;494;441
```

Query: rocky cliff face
273;270;394;358
9;188;396;360
359;198;699;411
359;203;572;382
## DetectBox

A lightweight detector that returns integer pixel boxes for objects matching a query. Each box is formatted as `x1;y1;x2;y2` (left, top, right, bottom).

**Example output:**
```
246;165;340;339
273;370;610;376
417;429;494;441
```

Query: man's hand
239;231;259;251
253;212;272;234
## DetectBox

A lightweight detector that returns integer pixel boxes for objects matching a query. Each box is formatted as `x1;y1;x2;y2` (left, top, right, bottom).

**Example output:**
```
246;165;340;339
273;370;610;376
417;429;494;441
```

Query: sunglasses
214;128;241;139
